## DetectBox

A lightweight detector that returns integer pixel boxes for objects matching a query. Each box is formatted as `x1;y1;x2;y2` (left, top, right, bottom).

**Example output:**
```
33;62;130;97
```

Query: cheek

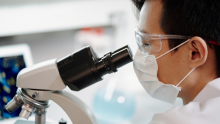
157;54;175;83
156;52;185;84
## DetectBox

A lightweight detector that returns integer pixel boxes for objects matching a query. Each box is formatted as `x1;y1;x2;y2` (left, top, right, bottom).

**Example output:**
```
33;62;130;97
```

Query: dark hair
132;0;220;77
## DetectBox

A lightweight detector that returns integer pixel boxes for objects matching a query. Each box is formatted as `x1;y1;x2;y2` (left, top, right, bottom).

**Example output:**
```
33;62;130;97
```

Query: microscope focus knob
59;118;67;124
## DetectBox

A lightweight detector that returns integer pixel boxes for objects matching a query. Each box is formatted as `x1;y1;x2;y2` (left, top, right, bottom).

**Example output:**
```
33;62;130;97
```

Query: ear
187;36;208;68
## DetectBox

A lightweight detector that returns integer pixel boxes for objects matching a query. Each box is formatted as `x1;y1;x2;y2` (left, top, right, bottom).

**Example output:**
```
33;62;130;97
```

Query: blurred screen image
0;55;26;120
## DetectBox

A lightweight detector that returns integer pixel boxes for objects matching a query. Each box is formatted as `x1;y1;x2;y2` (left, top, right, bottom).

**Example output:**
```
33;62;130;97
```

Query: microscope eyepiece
57;45;133;91
112;46;133;68
96;46;133;76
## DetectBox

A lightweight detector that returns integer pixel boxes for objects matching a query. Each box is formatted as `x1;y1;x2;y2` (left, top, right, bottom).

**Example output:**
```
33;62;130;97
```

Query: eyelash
143;44;149;47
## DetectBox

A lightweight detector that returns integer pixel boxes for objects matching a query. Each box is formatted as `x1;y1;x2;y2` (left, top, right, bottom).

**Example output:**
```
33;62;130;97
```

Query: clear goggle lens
135;33;162;55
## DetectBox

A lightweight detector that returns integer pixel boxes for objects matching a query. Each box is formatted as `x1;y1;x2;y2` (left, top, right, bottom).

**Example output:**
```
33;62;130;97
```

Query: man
132;0;220;123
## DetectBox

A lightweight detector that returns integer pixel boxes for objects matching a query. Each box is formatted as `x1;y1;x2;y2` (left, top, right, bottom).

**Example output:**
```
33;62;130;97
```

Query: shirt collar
193;78;220;102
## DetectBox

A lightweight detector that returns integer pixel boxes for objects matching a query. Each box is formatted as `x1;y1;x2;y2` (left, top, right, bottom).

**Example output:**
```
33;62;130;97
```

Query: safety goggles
135;27;191;55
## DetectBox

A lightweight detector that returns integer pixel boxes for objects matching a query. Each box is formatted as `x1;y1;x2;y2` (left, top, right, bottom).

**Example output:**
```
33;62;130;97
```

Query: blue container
93;89;136;124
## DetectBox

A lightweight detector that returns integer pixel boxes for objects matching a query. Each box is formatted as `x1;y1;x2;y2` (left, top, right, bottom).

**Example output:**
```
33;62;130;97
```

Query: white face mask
133;39;195;104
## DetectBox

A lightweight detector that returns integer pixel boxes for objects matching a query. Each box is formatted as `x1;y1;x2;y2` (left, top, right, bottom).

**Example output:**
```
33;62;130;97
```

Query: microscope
4;45;133;124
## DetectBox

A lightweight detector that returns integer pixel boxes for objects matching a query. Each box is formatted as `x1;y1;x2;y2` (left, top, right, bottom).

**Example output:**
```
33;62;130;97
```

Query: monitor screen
0;55;26;120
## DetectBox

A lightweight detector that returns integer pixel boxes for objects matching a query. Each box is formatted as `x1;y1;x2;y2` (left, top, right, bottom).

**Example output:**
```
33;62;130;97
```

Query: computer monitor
0;44;33;120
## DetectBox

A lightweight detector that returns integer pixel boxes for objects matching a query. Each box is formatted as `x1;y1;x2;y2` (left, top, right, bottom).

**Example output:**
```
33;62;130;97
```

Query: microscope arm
51;90;98;124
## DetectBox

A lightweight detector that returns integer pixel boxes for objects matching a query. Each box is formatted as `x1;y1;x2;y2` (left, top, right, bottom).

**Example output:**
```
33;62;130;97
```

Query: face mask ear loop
176;68;195;87
156;39;190;60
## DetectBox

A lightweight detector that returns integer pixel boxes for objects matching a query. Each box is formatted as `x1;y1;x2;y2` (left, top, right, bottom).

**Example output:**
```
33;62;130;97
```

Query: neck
179;68;217;105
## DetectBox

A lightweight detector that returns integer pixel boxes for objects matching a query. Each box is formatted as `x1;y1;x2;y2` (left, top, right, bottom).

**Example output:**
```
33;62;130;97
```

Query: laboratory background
0;0;182;124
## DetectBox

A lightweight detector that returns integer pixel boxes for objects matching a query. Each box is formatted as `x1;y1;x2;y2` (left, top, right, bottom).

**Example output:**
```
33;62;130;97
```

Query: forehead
138;0;165;34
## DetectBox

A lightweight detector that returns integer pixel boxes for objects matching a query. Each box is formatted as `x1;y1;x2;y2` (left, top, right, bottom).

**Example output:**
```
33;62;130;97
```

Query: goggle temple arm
209;41;220;46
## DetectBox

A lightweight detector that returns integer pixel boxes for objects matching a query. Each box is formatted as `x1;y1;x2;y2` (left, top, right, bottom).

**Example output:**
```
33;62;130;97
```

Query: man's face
137;1;191;92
